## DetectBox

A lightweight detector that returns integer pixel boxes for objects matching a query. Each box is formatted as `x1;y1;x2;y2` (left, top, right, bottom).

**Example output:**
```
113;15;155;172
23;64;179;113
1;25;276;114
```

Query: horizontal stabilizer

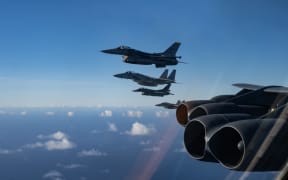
232;83;264;91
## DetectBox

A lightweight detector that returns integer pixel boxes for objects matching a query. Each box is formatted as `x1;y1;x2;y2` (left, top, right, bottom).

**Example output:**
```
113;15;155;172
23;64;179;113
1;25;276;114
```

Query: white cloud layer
155;111;170;118
124;110;143;118
100;110;112;117
78;148;107;157
20;111;27;116
67;111;74;117
0;148;22;155
25;131;75;151
126;122;155;136
57;163;86;169
108;123;118;132
43;170;64;180
143;146;160;152
46;112;55;116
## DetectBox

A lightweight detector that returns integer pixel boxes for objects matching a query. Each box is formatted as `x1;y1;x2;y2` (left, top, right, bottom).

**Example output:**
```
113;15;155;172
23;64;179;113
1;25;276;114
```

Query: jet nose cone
101;48;121;54
132;89;140;92
113;74;122;78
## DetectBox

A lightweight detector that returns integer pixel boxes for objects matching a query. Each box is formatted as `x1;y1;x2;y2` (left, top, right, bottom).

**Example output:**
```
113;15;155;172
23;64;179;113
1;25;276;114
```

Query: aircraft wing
264;87;288;94
232;83;264;91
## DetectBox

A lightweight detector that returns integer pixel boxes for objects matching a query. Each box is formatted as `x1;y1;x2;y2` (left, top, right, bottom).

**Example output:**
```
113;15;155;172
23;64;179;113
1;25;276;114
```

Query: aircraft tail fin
168;69;176;81
163;42;181;57
159;69;168;79
162;84;171;91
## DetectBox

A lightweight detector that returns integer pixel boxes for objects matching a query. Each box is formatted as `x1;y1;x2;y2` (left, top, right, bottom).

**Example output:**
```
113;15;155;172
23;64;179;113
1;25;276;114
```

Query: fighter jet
155;100;183;109
133;84;173;97
114;69;176;87
101;42;182;68
175;83;288;171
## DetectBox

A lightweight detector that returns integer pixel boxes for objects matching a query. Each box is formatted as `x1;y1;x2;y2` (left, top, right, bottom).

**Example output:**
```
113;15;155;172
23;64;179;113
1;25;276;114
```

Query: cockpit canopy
118;46;131;50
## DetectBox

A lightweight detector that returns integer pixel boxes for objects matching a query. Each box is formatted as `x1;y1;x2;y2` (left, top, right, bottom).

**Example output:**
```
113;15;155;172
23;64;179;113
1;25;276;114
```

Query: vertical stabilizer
159;69;168;79
163;42;181;57
168;69;176;81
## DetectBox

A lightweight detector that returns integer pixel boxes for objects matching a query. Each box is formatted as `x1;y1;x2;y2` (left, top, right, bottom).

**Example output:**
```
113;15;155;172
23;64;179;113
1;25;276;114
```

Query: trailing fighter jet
155;100;183;109
101;42;182;68
133;84;173;97
113;69;176;87
175;83;288;171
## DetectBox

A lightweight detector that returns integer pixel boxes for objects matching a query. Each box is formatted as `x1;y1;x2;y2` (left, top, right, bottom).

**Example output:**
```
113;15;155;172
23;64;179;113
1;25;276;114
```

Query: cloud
43;170;64;180
108;123;117;132
57;163;86;169
126;122;155;136
139;140;151;145
67;112;74;117
25;131;75;151
0;148;22;155
123;110;143;118
78;148;107;157
90;129;102;134
174;144;186;153
20;111;27;116
155;111;170;118
143;146;160;152
100;110;112;117
46;112;55;116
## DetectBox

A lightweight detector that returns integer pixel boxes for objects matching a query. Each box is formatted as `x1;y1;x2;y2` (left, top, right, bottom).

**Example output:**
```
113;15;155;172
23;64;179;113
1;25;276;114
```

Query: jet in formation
102;42;182;68
114;69;176;87
175;83;288;171
133;84;173;97
155;100;183;109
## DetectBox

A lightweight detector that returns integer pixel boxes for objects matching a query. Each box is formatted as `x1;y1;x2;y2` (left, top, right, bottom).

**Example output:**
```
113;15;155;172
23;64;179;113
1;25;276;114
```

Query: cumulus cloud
43;170;64;180
67;112;74;117
108;123;118;132
143;146;160;152
78;148;107;157
46;112;55;116
123;110;143;118
57;163;86;169
25;131;75;151
155;111;170;118
100;110;112;117
126;122;155;136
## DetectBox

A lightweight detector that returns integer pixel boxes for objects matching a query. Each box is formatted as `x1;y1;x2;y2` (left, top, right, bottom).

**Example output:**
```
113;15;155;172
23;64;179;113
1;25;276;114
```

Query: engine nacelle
189;103;268;120
176;95;234;126
208;118;288;171
184;113;251;162
176;100;214;126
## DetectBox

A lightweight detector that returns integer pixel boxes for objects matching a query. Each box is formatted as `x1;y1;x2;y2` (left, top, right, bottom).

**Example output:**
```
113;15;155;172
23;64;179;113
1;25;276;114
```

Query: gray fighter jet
102;42;182;68
114;69;176;87
133;84;173;97
155;100;183;109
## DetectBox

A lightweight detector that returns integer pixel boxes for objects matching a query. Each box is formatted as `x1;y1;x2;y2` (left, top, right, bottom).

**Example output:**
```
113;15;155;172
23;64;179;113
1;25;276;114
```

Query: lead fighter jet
133;84;173;97
101;42;182;68
114;69;176;87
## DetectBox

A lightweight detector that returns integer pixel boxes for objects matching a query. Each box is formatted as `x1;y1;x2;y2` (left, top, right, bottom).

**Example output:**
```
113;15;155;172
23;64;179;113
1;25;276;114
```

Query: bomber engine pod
189;103;268;120
184;113;252;162
176;95;234;126
208;118;288;171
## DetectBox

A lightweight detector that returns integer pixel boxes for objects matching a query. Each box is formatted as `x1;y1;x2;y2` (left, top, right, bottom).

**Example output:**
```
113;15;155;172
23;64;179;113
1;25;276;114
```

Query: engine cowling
208;118;288;171
184;113;252;162
189;103;268;120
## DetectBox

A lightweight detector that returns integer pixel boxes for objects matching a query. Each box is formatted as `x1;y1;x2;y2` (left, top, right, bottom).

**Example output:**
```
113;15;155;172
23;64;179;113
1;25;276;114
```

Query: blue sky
0;0;288;107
